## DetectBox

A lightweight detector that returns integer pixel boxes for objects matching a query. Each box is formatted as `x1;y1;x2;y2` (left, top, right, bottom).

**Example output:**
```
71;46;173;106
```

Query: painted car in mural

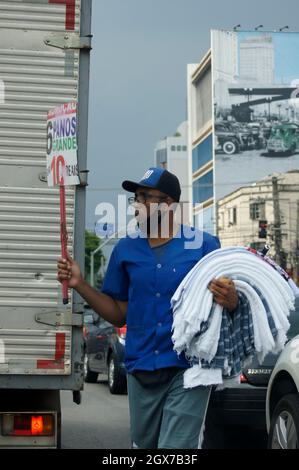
267;122;299;156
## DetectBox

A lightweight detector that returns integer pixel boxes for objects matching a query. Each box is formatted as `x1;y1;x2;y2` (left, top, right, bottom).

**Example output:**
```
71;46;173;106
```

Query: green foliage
85;230;104;285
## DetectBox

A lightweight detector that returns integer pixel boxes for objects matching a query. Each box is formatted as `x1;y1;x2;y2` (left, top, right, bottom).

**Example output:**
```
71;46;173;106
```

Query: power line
86;179;292;191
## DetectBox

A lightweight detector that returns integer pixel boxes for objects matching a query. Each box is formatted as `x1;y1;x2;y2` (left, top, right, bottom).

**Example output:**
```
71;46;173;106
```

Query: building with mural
187;29;299;274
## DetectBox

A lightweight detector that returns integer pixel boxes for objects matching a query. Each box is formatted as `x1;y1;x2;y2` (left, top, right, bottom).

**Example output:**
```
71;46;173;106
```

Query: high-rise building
154;121;189;203
187;29;299;278
239;35;275;84
213;30;239;111
212;29;238;83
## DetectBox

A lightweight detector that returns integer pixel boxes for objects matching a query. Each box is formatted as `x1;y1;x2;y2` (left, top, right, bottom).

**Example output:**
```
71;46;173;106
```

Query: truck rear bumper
0;390;60;448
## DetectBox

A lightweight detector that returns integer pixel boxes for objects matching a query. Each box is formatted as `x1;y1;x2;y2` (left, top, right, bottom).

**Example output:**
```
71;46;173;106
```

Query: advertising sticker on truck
46;101;80;187
47;101;80;304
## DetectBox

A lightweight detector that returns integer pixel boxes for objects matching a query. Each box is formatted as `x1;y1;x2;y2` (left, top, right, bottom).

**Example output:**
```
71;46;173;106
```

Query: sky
86;0;299;232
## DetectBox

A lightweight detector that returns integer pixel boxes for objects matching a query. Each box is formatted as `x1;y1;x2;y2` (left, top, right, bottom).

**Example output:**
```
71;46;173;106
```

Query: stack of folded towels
171;246;299;389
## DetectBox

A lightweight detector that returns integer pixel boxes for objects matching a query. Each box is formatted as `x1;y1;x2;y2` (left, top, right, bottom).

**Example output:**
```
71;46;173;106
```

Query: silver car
266;335;299;449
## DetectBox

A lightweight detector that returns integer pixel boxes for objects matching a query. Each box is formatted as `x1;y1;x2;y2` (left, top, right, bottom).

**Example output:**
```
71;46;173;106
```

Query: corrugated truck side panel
0;0;90;388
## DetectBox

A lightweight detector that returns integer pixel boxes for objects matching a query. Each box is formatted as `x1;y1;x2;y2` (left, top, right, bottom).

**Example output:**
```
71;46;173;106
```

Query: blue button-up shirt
101;225;220;373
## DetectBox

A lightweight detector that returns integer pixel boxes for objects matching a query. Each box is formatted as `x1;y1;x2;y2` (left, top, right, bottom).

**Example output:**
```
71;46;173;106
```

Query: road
215;149;299;200
61;375;131;449
61;375;267;449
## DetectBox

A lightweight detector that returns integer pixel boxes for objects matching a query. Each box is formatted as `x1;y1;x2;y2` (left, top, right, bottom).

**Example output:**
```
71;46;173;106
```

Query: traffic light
258;220;268;239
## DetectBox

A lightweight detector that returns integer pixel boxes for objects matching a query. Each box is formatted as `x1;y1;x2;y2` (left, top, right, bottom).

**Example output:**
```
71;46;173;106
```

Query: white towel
171;247;297;389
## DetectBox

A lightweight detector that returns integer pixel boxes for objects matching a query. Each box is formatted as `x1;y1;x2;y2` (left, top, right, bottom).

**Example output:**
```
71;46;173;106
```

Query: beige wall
217;172;299;275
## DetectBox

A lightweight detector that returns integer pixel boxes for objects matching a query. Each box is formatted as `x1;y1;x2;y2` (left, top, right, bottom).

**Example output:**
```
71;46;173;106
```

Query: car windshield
271;126;296;138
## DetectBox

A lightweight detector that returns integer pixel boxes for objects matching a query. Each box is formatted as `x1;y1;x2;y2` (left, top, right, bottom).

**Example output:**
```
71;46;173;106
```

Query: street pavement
215;149;299;200
61;375;131;449
61;375;267;449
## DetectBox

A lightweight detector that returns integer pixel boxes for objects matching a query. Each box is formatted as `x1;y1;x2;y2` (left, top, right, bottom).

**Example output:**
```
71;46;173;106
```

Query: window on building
218;212;224;230
228;207;237;226
250;202;265;220
192;134;213;173
182;146;187;151
194;66;212;135
193;171;213;205
194;206;215;235
171;145;176;151
177;146;181;151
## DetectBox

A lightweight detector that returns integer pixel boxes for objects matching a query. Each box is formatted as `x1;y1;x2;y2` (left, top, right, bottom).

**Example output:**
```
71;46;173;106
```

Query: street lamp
266;97;272;121
277;104;282;120
285;106;290;120
290;106;295;121
244;88;253;103
214;102;218;120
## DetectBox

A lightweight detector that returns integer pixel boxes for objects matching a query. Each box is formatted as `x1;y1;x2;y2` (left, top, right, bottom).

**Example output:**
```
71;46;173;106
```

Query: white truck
0;0;92;448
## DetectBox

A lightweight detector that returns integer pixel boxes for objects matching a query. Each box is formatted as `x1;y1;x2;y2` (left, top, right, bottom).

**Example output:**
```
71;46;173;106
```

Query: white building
154;121;189;203
187;50;215;234
239;35;275;85
217;170;299;278
212;29;238;83
212;29;239;110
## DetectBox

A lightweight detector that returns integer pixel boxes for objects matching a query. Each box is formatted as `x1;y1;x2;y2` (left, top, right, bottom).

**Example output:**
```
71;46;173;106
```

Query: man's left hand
208;278;238;312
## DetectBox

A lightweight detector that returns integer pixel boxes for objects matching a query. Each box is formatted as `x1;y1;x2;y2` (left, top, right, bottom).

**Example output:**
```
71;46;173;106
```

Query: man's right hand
57;254;127;327
57;254;83;289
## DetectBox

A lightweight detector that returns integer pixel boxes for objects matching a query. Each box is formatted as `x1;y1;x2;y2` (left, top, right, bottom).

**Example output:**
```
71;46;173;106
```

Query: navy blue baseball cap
122;167;181;202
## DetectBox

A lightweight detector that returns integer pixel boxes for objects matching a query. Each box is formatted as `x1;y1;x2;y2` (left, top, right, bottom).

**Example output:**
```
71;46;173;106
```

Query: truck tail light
31;416;44;435
2;414;55;437
116;325;127;340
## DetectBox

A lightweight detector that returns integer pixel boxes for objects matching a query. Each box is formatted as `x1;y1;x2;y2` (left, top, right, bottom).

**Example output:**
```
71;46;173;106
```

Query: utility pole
272;177;283;266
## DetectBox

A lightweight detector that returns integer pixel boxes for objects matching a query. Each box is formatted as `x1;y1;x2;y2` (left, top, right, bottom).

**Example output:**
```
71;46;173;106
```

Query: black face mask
135;207;162;234
145;210;162;236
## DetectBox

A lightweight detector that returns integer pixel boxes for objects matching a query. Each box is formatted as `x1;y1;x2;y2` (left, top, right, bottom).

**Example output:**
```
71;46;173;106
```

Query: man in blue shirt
57;167;238;449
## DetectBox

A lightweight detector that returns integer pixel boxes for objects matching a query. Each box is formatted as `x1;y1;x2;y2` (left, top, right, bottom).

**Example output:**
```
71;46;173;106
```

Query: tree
85;230;104;286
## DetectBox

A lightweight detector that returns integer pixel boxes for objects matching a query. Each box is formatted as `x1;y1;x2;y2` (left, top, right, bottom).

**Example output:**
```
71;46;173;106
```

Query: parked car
215;122;254;155
83;306;127;394
266;334;299;449
267;123;299;156
247;122;267;150
230;123;255;151
203;297;299;448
